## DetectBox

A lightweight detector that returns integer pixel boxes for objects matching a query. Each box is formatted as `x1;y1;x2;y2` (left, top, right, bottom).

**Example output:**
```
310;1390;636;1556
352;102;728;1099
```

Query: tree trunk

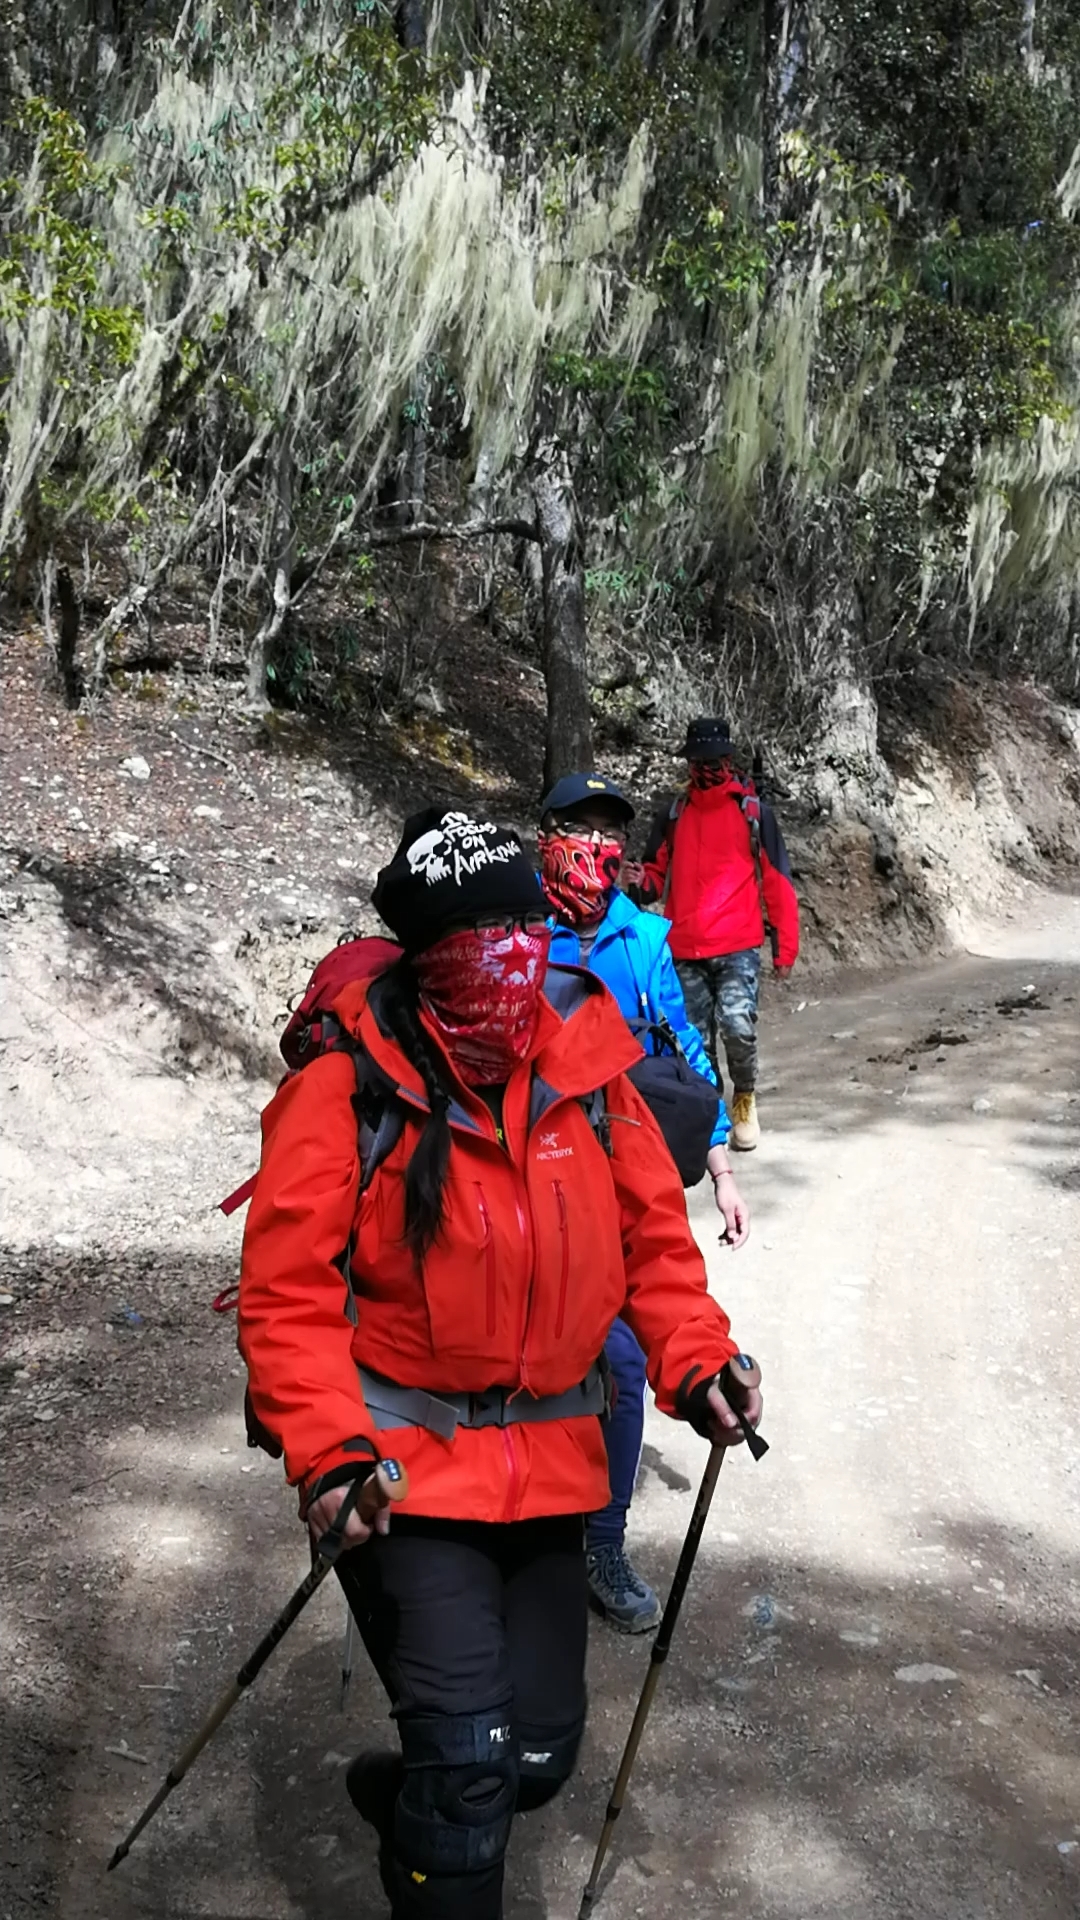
762;0;784;220
762;0;806;221
396;0;426;49
640;0;698;64
402;363;430;525
1020;0;1037;66
39;552;82;706
532;454;592;789
56;566;81;708
246;431;296;707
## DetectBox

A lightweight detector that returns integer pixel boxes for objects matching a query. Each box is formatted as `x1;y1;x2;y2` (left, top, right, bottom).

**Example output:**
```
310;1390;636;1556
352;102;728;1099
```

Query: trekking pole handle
316;1459;409;1565
359;1458;409;1521
718;1355;768;1461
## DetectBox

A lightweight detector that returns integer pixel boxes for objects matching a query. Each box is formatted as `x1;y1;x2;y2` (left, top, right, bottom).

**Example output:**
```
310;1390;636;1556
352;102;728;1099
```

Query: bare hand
306;1475;394;1551
713;1171;750;1248
705;1376;764;1448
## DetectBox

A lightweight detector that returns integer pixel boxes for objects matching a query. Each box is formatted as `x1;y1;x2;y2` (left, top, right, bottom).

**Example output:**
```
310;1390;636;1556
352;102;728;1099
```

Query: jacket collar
687;774;751;809
550;887;662;950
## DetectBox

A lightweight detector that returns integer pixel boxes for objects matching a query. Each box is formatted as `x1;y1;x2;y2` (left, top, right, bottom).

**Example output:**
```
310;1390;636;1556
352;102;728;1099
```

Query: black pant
337;1514;588;1919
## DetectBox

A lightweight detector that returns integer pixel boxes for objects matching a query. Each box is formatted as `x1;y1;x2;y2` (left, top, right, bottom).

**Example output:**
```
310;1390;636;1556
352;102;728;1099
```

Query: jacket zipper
514;1183;536;1390
476;1188;497;1338
553;1181;570;1340
501;1427;520;1522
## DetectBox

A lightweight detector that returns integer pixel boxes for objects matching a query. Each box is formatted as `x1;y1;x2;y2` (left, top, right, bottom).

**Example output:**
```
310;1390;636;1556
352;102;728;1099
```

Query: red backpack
277;934;401;1073
215;933;402;1242
214;934;405;1458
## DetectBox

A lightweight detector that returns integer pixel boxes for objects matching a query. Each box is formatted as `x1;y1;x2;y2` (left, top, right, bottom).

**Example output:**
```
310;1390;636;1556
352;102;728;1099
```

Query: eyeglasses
469;913;551;938
549;819;628;845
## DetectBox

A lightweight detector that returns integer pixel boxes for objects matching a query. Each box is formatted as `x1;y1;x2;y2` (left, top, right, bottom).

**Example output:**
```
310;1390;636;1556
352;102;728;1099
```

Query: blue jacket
547;889;730;1148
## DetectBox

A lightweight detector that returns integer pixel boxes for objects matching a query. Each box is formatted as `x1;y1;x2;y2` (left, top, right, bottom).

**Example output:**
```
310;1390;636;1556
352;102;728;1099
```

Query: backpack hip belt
357;1362;607;1440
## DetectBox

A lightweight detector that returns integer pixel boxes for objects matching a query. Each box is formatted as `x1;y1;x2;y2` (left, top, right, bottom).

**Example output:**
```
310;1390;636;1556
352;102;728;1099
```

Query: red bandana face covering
415;924;552;1086
538;833;623;929
688;760;734;792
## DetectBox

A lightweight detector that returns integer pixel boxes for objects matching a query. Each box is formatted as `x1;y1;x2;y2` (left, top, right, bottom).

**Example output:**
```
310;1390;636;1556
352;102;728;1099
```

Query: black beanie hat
683;716;734;760
372;807;544;954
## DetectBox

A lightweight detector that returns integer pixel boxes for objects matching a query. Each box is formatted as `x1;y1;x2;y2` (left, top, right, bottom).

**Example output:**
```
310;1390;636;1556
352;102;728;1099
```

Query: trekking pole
578;1360;766;1917
339;1600;357;1710
107;1460;408;1871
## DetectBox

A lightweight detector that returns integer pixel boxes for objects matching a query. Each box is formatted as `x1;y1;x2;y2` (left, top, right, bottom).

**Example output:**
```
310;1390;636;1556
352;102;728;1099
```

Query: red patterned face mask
538;832;624;929
415;924;552;1086
688;759;735;791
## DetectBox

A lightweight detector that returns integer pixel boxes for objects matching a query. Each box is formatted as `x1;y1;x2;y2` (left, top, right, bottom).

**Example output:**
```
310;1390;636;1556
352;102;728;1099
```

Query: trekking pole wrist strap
302;1442;380;1517
313;1474;369;1564
677;1371;722;1439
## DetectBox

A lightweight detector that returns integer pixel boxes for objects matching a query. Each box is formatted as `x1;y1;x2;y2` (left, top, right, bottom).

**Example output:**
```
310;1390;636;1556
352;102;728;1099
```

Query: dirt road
2;884;1079;1920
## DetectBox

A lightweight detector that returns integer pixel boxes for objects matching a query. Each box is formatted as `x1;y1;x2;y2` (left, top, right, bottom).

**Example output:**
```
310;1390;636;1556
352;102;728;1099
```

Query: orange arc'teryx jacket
238;966;740;1523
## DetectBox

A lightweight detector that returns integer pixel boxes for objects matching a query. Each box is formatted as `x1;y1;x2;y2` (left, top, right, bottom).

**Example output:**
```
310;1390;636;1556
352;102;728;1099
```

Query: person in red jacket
238;805;763;1920
630;718;799;1150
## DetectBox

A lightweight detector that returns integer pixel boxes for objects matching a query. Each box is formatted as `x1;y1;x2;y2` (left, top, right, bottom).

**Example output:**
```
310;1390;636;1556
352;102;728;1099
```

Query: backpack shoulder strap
357;1073;405;1196
328;1022;407;1196
665;792;687;848
325;1034;409;1329
578;1084;612;1157
735;790;778;956
738;788;762;845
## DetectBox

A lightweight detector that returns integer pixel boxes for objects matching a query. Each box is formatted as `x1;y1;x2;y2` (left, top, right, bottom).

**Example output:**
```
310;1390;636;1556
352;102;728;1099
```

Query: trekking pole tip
106;1844;126;1873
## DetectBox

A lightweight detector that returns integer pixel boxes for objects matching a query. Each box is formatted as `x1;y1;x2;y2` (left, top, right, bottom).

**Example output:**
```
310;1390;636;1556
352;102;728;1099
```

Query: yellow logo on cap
586;779;606;789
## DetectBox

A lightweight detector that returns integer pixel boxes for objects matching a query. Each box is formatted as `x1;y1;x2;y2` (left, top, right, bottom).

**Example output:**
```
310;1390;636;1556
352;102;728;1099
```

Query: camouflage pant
675;949;761;1095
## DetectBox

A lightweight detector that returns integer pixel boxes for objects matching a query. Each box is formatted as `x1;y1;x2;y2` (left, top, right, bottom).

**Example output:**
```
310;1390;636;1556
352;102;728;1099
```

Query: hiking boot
586;1544;661;1633
730;1090;760;1150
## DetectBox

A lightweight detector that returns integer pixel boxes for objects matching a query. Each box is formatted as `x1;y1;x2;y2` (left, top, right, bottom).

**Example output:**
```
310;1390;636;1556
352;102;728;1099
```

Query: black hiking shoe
586;1543;661;1633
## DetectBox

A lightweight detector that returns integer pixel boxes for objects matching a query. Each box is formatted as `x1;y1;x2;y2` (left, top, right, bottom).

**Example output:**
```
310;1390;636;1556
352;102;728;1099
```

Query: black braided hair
377;960;452;1260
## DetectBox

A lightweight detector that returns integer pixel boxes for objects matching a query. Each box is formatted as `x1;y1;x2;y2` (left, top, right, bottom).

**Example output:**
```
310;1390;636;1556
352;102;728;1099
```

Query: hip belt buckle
467;1387;511;1429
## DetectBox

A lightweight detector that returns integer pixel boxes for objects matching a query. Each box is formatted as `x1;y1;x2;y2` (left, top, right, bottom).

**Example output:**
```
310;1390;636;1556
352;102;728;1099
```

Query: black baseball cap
538;772;635;823
683;717;734;760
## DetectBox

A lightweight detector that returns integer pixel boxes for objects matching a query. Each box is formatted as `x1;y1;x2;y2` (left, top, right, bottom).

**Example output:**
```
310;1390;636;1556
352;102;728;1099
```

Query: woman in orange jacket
238;806;763;1920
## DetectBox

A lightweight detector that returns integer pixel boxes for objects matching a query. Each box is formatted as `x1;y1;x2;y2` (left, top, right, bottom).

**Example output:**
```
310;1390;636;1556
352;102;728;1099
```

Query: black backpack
625;1015;719;1187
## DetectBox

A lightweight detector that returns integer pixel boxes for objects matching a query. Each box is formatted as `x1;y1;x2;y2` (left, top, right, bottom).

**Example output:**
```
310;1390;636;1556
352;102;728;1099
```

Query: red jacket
641;779;799;967
238;966;740;1523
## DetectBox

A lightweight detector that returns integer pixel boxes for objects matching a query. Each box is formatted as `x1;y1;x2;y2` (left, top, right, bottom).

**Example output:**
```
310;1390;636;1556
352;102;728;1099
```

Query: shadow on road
2;1241;1079;1920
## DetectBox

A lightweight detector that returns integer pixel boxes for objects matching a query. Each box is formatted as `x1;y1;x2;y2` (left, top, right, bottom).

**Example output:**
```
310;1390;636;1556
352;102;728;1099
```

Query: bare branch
365;516;539;547
279;508;541;635
86;425;275;695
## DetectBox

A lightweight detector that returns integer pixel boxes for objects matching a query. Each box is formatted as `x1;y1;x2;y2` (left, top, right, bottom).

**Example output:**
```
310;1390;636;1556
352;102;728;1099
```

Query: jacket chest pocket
552;1181;570;1340
529;1144;624;1359
417;1173;520;1363
476;1186;497;1338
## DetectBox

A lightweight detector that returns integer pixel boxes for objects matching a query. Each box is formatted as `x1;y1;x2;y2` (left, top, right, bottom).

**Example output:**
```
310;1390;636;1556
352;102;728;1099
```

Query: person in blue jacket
537;772;750;1632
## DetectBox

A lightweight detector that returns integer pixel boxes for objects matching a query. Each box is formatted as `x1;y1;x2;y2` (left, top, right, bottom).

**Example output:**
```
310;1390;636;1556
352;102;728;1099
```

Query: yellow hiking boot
730;1090;760;1151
